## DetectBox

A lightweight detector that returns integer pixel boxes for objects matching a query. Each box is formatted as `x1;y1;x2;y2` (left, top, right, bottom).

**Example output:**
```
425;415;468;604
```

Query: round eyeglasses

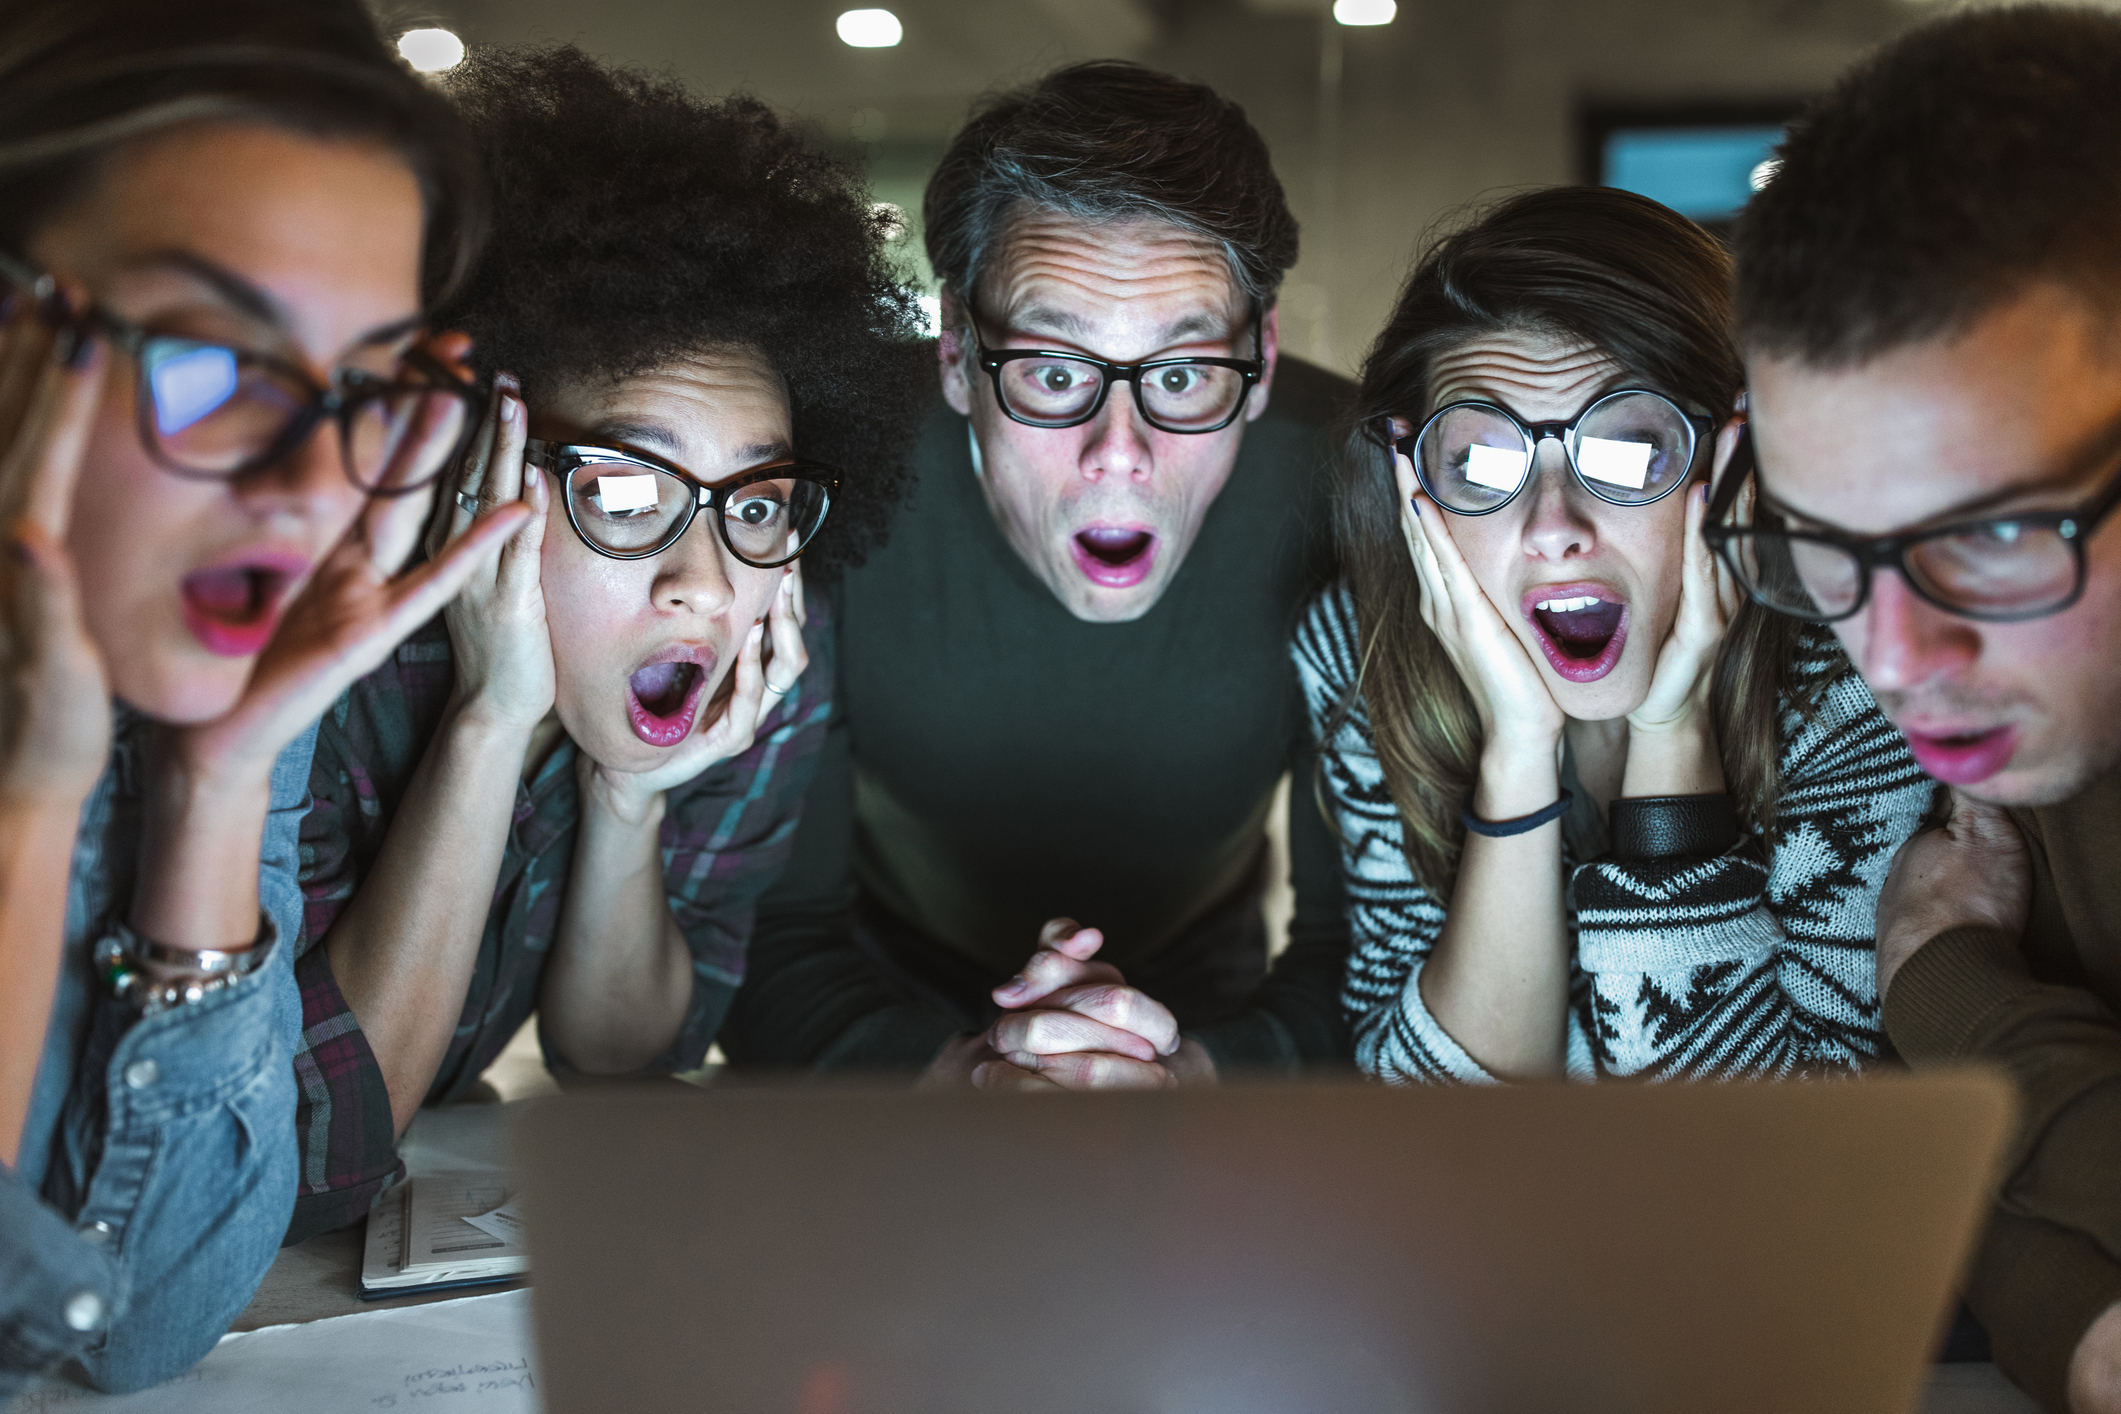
1702;427;2121;624
0;251;479;496
972;301;1265;435
524;440;838;567
1396;389;1712;515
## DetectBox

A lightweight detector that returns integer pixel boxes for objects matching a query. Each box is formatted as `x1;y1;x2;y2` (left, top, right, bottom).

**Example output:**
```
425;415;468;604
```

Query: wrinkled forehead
1424;327;1627;423
539;346;792;475
979;207;1248;357
1746;283;2121;532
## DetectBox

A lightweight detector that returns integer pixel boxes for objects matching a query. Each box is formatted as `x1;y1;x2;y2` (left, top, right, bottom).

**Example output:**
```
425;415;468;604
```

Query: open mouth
1525;589;1629;684
625;657;710;748
178;560;300;658
1901;724;2019;786
1069;525;1158;590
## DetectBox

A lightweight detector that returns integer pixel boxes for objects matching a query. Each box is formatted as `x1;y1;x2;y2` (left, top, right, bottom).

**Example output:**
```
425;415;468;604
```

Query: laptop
515;1073;2011;1414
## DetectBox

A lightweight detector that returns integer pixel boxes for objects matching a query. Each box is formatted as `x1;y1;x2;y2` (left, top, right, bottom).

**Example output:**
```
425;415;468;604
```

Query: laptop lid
516;1074;2011;1414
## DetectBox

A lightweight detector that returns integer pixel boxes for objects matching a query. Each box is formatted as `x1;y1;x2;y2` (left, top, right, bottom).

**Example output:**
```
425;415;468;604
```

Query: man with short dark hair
721;62;1351;1085
1728;10;2121;1410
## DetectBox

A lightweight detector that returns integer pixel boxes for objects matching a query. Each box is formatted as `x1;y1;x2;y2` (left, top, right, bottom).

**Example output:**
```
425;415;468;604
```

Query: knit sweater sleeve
1294;589;1495;1085
1571;628;1935;1078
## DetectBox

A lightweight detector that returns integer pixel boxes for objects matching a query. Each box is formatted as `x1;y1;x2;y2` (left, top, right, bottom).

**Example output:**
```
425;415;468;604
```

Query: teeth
1535;595;1604;613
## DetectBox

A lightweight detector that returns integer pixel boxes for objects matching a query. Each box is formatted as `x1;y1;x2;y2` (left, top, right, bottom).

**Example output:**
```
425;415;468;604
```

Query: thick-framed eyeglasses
0;251;479;496
1702;425;2121;624
525;439;838;567
1394;388;1714;515
972;301;1265;434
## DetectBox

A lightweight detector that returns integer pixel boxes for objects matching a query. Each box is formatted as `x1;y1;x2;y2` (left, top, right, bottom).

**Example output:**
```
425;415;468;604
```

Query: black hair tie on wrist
1462;790;1574;838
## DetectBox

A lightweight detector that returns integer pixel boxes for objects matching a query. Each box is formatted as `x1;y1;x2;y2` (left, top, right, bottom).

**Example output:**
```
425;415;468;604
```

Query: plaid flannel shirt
284;609;831;1244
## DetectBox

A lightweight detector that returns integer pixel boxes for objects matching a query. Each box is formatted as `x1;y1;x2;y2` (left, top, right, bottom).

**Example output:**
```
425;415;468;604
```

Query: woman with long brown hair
1296;186;1932;1083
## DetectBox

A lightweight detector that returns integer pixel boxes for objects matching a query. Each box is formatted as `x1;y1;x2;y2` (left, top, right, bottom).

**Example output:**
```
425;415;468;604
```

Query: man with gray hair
722;61;1352;1085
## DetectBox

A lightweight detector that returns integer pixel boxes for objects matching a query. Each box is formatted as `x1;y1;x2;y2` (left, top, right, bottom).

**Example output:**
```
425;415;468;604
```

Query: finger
372;502;532;635
762;569;807;700
1943;787;2021;845
789;560;808;627
988;1007;1160;1063
486;378;528;508
494;449;550;598
0;300;56;462
376;375;472;501
993;928;1116;1006
1045;920;1105;962
1044;981;1181;1056
11;335;106;540
436;381;502;556
971;1058;1065;1092
688;622;767;765
1006;1051;1174;1091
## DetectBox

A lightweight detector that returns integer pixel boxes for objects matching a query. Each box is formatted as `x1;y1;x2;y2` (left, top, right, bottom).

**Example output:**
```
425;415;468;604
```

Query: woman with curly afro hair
280;44;929;1242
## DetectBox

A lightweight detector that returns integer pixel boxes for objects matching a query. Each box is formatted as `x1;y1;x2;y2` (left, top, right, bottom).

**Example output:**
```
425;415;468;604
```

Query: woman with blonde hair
1297;186;1933;1083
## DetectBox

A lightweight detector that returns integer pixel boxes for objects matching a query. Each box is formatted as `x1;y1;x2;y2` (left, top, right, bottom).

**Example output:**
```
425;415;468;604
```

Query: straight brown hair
1331;186;1813;894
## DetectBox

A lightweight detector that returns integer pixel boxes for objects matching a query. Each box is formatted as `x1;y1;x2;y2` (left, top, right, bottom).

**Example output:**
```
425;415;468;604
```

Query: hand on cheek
176;334;531;788
0;295;112;807
1620;479;1740;799
581;563;807;822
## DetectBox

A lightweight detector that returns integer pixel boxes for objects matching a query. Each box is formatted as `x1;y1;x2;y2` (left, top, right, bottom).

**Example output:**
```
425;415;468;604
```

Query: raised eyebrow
1007;306;1092;344
123;250;285;327
349;314;425;351
121;251;424;358
1768;405;2121;531
592;421;683;457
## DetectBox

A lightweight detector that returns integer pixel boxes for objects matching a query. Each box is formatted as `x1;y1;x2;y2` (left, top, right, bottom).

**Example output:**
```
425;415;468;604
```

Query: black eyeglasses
525;440;839;567
1394;389;1714;515
971;301;1265;434
1702;425;2121;623
0;251;479;496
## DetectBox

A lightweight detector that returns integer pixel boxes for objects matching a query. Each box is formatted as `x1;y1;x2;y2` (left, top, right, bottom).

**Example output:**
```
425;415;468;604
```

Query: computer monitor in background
1583;104;1801;234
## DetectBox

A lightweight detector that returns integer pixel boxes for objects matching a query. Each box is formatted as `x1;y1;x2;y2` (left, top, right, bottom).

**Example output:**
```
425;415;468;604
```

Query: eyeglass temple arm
1705;425;1756;526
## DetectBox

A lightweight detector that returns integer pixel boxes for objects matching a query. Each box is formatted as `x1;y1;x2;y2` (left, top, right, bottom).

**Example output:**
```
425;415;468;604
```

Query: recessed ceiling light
397;27;466;73
1333;0;1396;25
836;9;902;47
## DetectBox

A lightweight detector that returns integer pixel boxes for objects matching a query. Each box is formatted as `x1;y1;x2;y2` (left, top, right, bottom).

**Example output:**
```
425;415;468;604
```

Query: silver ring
456;491;478;515
763;679;793;696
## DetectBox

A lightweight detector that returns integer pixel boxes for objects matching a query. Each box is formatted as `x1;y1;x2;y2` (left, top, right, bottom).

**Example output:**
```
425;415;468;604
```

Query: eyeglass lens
564;456;830;564
140;335;466;490
995;355;1249;432
1412;392;1696;512
1730;518;2082;620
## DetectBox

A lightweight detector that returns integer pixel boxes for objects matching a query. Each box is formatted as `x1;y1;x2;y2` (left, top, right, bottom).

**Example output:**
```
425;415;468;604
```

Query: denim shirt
0;710;313;1400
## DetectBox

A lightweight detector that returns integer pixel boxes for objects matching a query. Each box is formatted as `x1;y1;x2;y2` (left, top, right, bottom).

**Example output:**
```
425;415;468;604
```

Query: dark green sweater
722;357;1353;1072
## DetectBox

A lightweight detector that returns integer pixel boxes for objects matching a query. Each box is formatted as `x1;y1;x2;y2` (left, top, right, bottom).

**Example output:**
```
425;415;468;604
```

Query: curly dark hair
434;45;930;578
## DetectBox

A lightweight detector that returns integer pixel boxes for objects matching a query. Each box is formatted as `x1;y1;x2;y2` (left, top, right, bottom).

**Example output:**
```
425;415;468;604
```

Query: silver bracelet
95;921;273;1016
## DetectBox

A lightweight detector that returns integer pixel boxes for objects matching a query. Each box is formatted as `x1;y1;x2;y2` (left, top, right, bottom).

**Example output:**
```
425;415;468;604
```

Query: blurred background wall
376;0;1965;375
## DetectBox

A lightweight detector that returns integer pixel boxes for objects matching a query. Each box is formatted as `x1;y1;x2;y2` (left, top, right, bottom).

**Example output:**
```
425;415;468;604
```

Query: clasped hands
927;918;1217;1091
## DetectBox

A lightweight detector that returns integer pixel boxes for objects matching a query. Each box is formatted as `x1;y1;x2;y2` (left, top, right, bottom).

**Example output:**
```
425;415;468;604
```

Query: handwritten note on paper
14;1289;539;1414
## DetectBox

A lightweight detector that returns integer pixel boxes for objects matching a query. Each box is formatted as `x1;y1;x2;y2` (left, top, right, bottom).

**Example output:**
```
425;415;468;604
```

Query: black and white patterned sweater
1293;586;1937;1084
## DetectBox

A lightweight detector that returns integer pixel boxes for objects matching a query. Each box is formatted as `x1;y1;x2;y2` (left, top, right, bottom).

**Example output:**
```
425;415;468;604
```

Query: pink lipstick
1521;582;1629;684
179;553;307;658
625;645;717;748
1902;724;2019;785
1070;524;1158;590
